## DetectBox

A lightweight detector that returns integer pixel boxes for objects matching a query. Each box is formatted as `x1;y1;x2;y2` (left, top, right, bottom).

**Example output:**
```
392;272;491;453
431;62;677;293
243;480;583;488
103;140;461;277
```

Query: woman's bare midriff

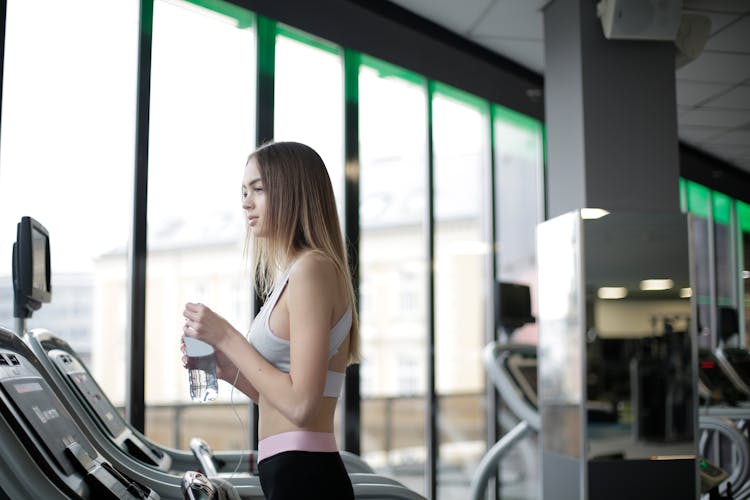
258;337;349;440
258;396;339;439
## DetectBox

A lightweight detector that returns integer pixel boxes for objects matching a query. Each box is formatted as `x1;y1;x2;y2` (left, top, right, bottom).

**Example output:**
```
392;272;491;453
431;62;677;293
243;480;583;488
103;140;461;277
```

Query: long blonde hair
245;141;360;365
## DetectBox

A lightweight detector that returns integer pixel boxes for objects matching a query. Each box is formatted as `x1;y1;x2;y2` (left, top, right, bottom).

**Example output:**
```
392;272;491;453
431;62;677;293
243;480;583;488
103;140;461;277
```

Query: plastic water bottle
184;337;218;403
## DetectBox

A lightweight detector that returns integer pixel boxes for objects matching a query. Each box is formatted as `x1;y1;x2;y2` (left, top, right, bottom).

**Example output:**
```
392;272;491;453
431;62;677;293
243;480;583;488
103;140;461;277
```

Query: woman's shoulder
288;250;338;286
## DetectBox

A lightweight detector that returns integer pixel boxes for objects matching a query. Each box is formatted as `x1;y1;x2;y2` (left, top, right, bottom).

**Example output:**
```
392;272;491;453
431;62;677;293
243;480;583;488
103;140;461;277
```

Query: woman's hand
182;302;234;349
180;303;260;401
182;302;249;384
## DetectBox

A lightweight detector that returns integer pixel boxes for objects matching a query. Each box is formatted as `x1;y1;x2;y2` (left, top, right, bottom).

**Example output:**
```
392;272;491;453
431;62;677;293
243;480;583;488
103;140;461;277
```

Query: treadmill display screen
518;364;538;395
507;355;538;408
700;359;732;391
14;381;43;394
1;376;96;476
726;354;750;384
69;372;126;438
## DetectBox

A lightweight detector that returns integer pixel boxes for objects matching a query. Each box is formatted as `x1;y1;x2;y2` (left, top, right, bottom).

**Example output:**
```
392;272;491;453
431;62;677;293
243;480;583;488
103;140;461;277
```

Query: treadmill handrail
483;341;540;431
715;347;750;396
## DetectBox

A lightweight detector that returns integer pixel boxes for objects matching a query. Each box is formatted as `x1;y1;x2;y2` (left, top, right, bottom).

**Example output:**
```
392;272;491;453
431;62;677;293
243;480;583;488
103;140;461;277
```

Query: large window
740;202;750;346
432;86;489;499
0;4;557;496
492;106;545;498
358;57;427;495
494;106;544;344
0;0;139;370
683;180;713;347
682;180;748;351
141;0;256;447
274;27;344;214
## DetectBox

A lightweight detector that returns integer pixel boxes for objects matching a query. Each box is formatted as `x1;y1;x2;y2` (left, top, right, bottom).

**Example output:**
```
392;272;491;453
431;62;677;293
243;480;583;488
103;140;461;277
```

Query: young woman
182;141;359;499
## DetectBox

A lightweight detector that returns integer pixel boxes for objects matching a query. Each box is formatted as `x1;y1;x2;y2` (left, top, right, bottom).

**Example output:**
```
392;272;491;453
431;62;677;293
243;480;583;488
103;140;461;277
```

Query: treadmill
716;347;750;396
714;307;750;397
3;326;429;500
470;343;539;500
8;216;424;499
472;341;740;500
698;348;750;422
26;327;248;475
25;328;376;476
0;324;162;499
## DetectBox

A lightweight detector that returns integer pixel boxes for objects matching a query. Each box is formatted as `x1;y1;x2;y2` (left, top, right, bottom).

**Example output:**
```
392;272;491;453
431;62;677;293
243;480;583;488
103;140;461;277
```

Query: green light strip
345;50;360;105
685;179;711;219
359;53;424;86
276;23;340;56
493;103;542;135
738;201;750;234
256;15;276;77
713;191;731;226
183;0;253;28
432;81;488;112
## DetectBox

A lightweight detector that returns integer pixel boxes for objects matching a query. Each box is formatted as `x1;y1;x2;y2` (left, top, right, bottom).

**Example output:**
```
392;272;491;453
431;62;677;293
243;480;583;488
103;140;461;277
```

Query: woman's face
241;159;268;237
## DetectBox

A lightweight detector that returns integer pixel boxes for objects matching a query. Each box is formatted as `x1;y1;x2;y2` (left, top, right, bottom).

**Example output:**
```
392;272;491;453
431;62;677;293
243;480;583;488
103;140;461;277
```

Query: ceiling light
597;287;628;299
680;288;692;298
581;208;609;220
640;279;674;291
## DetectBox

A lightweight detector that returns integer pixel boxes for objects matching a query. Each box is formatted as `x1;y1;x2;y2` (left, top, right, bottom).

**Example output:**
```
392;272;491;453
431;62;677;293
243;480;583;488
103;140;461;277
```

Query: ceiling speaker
675;13;711;68
597;0;683;41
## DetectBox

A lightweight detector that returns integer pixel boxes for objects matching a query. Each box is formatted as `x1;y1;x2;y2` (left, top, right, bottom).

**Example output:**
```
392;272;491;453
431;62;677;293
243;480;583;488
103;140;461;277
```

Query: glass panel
492;106;544;499
0;0;138;374
713;193;735;315
690;214;712;349
494;105;544;344
358;61;427;495
433;90;488;499
143;0;256;444
274;30;344;216
739;201;750;348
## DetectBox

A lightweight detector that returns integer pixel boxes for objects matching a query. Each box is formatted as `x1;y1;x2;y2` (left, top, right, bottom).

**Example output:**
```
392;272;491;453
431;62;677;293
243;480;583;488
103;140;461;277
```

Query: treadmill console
0;347;158;499
49;350;127;438
719;347;750;391
505;354;538;409
699;456;729;493
0;350;96;477
698;350;747;406
46;346;167;468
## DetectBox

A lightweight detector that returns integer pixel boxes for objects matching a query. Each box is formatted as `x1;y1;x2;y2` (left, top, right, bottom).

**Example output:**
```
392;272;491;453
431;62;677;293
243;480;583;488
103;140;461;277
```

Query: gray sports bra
247;262;352;398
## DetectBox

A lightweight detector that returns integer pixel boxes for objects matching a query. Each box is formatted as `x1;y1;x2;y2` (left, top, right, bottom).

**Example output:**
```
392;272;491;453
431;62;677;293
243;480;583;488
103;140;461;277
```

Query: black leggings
257;451;354;500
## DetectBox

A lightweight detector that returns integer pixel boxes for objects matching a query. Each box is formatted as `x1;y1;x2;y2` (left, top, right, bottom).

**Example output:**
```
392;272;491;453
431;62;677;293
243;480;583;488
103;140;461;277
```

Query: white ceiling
386;0;750;174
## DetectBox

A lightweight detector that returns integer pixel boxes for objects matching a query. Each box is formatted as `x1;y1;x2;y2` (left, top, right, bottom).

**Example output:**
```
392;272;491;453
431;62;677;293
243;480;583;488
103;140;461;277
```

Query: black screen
1;376;95;476
68;372;126;438
31;227;48;293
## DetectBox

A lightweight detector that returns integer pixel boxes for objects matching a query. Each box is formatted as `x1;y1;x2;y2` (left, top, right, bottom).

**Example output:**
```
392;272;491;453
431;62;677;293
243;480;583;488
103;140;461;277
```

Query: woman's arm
214;349;260;402
184;254;337;427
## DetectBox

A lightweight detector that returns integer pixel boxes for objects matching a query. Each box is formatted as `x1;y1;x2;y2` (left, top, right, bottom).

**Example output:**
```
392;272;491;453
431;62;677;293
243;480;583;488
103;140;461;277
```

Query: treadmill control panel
0;347;158;499
0;349;97;476
49;350;126;438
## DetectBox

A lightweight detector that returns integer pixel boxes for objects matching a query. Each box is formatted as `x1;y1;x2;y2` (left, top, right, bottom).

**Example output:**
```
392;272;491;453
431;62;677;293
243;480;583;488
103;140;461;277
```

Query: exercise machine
9;215;426;499
473;340;739;500
470;342;539;500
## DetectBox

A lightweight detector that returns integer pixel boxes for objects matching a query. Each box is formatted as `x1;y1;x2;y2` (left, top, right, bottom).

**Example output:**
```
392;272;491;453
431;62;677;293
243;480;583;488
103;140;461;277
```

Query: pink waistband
257;431;338;463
